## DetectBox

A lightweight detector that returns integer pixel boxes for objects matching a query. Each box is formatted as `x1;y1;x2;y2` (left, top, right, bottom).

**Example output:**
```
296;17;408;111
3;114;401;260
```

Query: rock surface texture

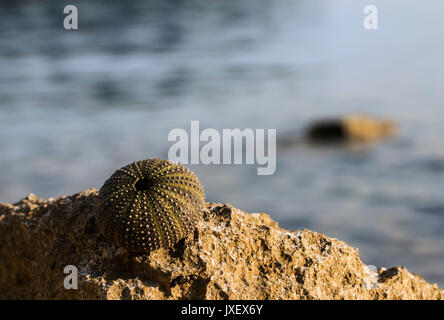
0;189;442;300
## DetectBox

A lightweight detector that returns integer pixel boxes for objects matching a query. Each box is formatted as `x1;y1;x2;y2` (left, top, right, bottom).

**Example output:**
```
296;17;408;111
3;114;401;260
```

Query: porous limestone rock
0;190;441;300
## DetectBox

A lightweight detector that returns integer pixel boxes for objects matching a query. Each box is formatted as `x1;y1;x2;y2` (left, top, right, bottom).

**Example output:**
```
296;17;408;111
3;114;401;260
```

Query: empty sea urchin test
95;158;206;255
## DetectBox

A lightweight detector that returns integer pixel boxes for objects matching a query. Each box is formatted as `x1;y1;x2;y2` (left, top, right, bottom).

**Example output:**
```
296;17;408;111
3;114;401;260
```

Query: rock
305;115;396;144
0;190;442;300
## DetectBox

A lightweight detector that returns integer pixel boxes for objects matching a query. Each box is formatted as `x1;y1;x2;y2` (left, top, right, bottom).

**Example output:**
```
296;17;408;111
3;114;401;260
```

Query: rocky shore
0;189;442;299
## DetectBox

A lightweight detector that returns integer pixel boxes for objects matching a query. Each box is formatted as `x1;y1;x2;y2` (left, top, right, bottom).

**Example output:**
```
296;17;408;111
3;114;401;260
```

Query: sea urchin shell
95;158;206;255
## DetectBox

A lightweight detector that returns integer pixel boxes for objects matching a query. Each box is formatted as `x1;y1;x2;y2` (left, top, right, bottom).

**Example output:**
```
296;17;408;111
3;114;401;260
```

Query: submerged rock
306;115;396;144
0;190;441;300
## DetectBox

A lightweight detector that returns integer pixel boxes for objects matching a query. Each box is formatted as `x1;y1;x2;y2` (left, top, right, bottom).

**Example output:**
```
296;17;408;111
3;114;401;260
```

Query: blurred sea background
1;0;444;286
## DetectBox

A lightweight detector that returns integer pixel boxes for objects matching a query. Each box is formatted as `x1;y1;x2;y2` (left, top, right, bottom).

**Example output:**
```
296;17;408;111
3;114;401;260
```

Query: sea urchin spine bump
95;158;206;256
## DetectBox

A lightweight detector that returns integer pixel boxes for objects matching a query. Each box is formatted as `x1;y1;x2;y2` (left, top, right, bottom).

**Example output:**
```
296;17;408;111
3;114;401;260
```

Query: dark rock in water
306;120;347;143
305;115;396;144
